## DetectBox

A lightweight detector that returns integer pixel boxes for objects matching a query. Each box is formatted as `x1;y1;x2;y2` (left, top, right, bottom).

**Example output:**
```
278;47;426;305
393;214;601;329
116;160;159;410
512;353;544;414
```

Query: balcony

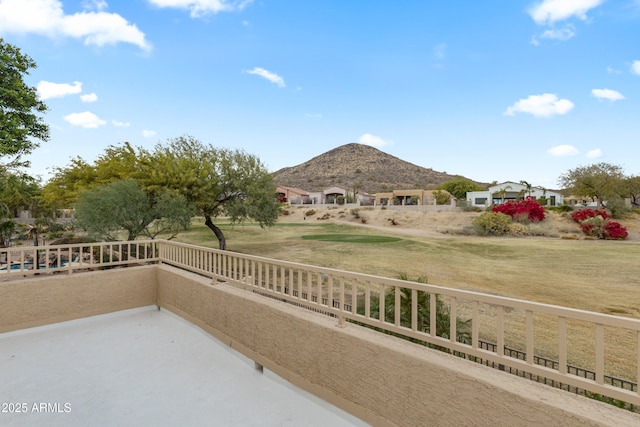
2;240;640;426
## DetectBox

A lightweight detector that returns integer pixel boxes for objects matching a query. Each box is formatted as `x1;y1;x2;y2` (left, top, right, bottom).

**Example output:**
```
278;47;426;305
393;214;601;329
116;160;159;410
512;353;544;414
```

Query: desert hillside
273;143;479;193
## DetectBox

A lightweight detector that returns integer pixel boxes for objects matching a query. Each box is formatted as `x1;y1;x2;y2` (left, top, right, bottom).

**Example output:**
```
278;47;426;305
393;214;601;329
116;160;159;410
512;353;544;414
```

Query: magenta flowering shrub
603;221;629;240
571;208;628;240
492;197;545;223
571;209;610;223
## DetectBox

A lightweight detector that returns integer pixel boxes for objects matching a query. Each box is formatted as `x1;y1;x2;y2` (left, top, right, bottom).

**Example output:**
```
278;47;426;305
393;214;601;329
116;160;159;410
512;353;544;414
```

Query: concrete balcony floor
0;307;367;427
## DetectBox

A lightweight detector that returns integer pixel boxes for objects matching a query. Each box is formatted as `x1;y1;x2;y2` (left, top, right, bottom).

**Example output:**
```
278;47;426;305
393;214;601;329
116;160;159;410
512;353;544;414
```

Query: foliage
0;38;49;169
507;222;530;237
0;171;40;213
0;171;44;246
472;212;512;236
604;198;630;220
519;180;533;197
571;209;610;223
144;136;279;250
41;157;98;210
74;179;194;241
547;204;574;213
492;197;545;223
577;216;607;239
623;175;640;207
42;137;279;249
603;221;629;240
438;177;484;200
363;274;472;345
432;190;450;205
571;209;627;240
559;163;626;208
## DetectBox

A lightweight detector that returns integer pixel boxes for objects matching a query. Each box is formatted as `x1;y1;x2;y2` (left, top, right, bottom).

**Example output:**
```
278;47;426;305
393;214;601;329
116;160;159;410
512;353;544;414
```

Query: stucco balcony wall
2;265;639;426
0;266;156;333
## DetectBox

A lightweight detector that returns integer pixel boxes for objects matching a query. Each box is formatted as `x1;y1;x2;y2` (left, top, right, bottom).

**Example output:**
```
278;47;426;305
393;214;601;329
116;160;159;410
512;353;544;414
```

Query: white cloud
245;67;285;88
591;88;624;101
607;66;621;74
0;0;150;51
112;120;130;127
82;0;108;12
631;60;640;75
80;92;98;103
539;25;575;41
586;149;603;158
548;145;579;157
37;80;82;100
504;93;574;117
148;0;253;18
142;130;157;138
529;0;604;25
358;133;391;148
64;111;106;128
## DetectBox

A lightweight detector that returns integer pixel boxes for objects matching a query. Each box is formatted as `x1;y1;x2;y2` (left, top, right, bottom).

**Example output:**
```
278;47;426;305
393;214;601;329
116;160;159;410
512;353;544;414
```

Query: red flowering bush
492;197;545;223
571;208;627;240
571;209;610;223
603;221;628;240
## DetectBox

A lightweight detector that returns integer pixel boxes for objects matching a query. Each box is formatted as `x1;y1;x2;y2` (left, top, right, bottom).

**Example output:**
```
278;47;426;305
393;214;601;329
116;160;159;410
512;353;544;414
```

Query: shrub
472;212;512;236
579;215;607;239
492;197;545;222
604;198;630;220
571;209;610;223
507;223;530;237
548;204;574;213
573;210;628;240
604;221;628;240
304;209;316;217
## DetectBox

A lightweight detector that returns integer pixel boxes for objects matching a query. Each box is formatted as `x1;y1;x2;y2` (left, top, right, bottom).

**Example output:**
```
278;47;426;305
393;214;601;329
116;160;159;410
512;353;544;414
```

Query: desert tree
559;163;626;208
74;179;194;241
145;136;279;250
437;177;484;200
0;38;49;170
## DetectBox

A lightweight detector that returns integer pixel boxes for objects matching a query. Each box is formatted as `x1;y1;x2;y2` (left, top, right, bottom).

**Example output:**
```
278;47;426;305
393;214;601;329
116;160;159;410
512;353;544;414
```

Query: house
355;190;376;206
466;181;564;207
276;186;310;204
375;189;454;206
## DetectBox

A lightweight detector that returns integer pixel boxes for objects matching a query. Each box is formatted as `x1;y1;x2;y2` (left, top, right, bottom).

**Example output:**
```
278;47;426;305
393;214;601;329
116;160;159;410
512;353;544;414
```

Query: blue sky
1;0;639;188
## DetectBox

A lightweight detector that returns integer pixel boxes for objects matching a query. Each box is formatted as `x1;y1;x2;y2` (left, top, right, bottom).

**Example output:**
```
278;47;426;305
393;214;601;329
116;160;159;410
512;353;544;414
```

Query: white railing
0;241;160;275
3;239;639;408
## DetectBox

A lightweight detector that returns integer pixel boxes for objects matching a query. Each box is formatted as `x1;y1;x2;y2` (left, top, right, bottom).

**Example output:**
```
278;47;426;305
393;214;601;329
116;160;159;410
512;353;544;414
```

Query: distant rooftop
0;307;367;427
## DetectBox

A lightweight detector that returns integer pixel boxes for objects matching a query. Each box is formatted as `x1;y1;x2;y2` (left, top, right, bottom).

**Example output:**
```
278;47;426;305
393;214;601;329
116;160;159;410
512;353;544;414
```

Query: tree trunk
204;215;226;250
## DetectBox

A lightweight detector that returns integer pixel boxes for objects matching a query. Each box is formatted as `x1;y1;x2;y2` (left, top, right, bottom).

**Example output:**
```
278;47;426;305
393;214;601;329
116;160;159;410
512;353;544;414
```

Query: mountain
273;143;473;193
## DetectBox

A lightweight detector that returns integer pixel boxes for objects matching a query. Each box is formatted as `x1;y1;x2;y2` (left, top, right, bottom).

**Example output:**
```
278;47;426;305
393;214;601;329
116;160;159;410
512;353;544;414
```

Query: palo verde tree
74;179;194;241
145;136;279;250
559;162;626;208
0;38;49;170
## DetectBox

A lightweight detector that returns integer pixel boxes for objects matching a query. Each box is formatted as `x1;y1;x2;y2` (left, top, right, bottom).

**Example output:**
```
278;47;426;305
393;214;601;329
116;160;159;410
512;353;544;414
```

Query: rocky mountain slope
273;143;474;193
